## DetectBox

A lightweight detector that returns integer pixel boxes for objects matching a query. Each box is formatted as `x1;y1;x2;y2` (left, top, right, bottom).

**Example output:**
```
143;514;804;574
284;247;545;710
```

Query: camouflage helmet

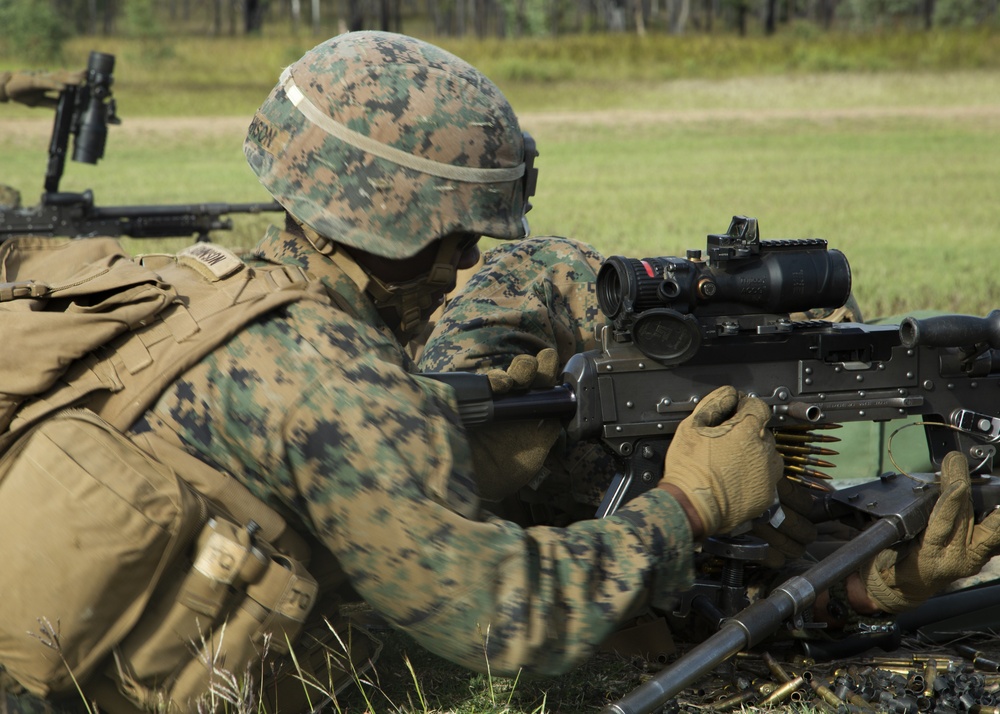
244;31;537;260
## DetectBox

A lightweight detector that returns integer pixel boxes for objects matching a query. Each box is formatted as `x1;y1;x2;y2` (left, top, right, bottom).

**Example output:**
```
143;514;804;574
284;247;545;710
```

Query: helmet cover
244;31;535;259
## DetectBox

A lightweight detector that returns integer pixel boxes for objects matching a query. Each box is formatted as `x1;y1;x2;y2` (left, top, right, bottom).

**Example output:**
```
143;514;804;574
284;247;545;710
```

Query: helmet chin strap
360;233;464;344
297;218;463;345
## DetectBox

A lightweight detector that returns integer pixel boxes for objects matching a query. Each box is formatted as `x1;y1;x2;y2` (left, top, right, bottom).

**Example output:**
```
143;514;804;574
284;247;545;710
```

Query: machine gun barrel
601;515;912;714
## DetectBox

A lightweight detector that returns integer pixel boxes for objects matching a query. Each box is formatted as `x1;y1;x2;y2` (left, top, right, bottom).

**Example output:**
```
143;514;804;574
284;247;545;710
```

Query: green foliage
498;0;550;36
119;0;175;63
122;0;160;38
935;0;1000;27
0;0;69;63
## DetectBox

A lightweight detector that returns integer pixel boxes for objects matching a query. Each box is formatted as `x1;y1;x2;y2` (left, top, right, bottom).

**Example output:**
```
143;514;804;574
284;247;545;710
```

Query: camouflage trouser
417;236;619;524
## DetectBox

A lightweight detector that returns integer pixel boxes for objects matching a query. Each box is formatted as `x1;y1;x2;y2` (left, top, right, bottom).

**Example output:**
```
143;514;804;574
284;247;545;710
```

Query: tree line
3;0;998;46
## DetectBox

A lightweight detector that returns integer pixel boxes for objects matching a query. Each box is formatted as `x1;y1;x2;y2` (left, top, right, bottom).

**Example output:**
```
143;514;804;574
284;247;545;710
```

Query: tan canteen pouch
0;409;322;712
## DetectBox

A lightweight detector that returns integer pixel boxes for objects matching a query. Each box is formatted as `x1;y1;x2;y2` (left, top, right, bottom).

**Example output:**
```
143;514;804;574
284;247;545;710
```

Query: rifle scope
597;240;851;322
73;51;116;165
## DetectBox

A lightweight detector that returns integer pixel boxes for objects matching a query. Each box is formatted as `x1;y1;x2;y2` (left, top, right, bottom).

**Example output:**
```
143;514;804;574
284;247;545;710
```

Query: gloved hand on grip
0;69;85;108
659;386;784;537
472;348;562;502
860;451;1000;613
485;348;560;394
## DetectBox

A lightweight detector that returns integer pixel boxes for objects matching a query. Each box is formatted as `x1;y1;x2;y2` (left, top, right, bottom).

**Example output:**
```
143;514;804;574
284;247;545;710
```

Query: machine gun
435;215;1000;504
0;51;281;241
427;216;1000;713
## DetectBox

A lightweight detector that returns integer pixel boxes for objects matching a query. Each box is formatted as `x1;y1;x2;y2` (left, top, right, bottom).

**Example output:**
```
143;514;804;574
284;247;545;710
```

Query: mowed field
3;67;998;320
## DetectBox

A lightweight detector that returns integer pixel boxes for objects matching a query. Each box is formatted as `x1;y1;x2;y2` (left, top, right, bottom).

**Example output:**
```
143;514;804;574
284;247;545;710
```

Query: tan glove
0;69;85;108
471;348;562;502
660;386;783;536
485;348;559;394
751;476;820;568
860;451;1000;613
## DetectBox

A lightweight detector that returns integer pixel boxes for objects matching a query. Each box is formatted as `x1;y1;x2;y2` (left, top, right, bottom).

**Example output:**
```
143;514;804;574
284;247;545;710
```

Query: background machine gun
429;216;1000;714
0;51;281;241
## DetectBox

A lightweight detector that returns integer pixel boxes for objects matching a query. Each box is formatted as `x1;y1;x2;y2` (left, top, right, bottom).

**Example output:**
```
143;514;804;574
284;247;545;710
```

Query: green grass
3;64;998;317
525;110;1000;318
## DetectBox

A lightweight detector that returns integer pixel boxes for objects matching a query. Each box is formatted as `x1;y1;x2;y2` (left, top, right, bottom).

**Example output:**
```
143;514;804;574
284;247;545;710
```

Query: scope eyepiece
597;257;656;320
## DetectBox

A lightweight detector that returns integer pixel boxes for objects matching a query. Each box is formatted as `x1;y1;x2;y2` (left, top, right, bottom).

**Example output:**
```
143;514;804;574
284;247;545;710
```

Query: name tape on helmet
280;67;525;185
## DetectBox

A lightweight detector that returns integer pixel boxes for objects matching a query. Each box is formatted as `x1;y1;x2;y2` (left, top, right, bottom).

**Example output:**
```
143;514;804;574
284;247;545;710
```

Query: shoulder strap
9;245;327;434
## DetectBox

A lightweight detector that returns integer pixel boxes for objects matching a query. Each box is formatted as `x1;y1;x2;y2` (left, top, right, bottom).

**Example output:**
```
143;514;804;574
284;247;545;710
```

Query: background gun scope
73;51;116;165
597;240;852;322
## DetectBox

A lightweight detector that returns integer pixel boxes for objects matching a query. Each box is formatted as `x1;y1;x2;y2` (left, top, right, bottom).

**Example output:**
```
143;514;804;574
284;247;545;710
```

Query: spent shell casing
762;651;793;683
709;689;757;711
808;673;850;710
759;676;805;707
922;659;937;698
956;644;1000;672
970;705;1000;714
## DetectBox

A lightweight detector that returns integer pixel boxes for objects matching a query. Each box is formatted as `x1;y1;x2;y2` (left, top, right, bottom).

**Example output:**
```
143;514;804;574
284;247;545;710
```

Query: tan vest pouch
0;237;174;433
102;518;319;712
0;409;205;698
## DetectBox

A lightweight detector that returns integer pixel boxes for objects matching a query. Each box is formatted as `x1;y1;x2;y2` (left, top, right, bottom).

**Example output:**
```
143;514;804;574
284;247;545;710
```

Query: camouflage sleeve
302;377;696;677
143;297;695;677
417;236;606;373
416;237;619;509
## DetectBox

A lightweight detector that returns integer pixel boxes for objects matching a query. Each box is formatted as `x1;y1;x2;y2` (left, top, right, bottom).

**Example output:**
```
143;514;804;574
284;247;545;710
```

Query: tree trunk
819;0;836;28
764;0;777;33
735;0;748;35
673;0;690;32
102;0;116;34
633;0;646;34
347;0;364;30
311;0;321;33
87;0;99;34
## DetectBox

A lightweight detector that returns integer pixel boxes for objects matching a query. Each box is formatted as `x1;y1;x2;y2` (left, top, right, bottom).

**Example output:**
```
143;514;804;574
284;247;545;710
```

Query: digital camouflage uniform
126;225;696;678
417;236;622;518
